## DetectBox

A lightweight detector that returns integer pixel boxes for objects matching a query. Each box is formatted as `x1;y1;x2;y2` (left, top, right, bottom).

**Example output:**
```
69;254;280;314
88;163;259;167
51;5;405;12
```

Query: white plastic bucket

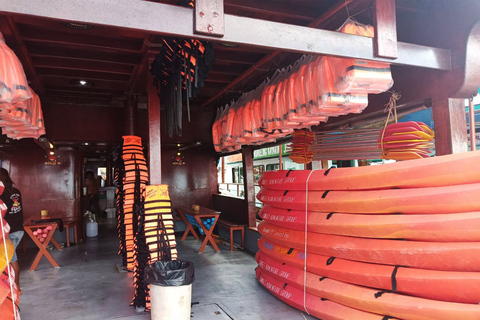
106;208;116;219
86;221;98;237
150;283;192;320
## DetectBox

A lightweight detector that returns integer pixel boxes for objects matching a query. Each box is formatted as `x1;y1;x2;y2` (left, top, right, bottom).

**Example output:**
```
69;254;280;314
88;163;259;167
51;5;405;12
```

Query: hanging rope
380;91;401;158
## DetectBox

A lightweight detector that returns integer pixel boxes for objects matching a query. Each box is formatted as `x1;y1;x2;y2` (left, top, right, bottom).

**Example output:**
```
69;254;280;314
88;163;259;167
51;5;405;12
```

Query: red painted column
148;78;162;184
242;146;256;228
432;98;468;155
124;96;137;136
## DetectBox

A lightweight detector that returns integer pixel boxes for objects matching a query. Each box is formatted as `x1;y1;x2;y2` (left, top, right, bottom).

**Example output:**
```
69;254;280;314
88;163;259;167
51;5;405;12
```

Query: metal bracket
194;0;225;37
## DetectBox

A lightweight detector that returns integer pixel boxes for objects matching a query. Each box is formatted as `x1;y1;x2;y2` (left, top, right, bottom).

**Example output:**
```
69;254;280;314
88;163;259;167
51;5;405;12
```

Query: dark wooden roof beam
1;0;451;68
31;56;134;75
18;24;144;53
0;15;44;94
27;43;141;65
43;86;125;97
224;1;319;23
36;68;131;82
41;77;127;91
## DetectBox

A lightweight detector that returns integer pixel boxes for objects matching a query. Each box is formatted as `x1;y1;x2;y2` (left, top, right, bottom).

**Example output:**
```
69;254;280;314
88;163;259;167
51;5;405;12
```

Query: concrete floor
17;219;316;320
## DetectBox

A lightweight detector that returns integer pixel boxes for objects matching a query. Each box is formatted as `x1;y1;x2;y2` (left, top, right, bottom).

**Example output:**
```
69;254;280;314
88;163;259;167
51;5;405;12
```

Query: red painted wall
0;147;83;223
161;148;217;209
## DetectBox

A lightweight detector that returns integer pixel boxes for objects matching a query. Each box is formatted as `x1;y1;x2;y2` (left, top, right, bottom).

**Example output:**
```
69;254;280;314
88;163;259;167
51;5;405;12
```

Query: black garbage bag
144;260;195;287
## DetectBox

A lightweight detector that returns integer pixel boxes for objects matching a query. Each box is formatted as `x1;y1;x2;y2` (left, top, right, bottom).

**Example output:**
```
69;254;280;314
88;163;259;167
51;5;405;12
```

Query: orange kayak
256;251;480;320
256;267;392;320
257;183;480;214
259;205;480;242
259;151;480;190
258;237;480;303
259;221;480;271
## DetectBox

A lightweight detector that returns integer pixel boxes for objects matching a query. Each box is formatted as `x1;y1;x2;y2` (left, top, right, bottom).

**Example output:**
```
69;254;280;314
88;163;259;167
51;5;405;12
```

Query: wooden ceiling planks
30;56;135;75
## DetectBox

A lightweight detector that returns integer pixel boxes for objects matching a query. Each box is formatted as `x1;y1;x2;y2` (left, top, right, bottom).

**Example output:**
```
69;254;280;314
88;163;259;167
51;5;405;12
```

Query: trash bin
144;260;195;320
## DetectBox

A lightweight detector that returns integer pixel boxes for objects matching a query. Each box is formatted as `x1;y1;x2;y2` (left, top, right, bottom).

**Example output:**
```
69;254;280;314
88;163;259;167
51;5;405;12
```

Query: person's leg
7;231;24;293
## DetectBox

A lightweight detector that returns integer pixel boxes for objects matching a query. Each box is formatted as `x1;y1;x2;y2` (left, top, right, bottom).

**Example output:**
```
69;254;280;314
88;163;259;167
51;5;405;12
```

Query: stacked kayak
0;32;46;140
0;182;20;319
255;151;480;320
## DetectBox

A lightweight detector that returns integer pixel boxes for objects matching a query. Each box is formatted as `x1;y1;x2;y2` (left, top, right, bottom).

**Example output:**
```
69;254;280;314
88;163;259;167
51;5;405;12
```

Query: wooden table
23;221;63;271
175;206;221;253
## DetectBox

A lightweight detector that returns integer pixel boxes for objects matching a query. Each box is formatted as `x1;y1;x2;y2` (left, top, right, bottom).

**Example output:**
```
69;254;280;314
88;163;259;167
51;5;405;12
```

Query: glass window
216;153;244;199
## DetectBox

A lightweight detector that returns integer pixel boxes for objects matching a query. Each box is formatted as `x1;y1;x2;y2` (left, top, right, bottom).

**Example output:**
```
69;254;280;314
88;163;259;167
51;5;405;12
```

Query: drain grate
191;303;235;319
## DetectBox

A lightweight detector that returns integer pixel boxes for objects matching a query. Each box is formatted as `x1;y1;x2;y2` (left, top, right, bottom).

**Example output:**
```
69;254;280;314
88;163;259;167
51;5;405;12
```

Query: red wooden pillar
374;0;398;59
242;146;256;228
432;98;468;155
124;96;137;135
148;78;162;184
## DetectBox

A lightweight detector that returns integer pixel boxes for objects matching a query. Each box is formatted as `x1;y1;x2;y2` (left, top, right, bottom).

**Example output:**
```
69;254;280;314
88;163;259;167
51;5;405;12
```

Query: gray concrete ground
17;219;316;320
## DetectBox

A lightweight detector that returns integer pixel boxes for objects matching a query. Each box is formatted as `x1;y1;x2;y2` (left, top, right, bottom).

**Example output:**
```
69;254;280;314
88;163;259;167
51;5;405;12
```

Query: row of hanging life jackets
212;20;394;153
0;32;46;140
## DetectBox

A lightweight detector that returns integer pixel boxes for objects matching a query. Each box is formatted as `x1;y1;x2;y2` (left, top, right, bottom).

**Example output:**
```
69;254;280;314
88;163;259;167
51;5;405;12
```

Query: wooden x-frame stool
24;221;62;271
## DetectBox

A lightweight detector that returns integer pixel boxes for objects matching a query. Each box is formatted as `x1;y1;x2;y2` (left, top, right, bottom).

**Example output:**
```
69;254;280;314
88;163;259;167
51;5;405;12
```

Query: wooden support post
124;97;137;135
279;146;283;170
106;157;113;187
374;0;398;59
432;98;468;155
242;146;256;228
221;157;225;183
148;78;162;184
469;99;477;151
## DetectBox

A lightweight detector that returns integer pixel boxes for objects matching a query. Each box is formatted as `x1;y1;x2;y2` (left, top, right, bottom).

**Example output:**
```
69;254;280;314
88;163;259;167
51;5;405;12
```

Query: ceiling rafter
19;25;144;53
224;1;318;23
27;44;141;65
0;15;44;94
31;56;134;75
36;68;131;83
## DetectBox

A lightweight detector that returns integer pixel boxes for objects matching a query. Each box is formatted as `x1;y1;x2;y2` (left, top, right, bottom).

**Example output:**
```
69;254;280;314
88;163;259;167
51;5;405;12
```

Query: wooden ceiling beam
204;73;237;84
18;24;144;53
43;86;125;97
36;67;131;82
0;15;44;94
0;0;450;69
27;43;141;65
215;50;267;65
209;63;249;76
40;77;127;91
126;34;155;93
31;56;134;75
45;91;114;101
224;1;318;23
42;96;125;107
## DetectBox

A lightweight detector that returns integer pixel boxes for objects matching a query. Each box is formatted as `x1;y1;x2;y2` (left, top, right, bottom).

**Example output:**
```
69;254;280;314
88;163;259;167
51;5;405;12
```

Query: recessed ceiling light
70;80;93;87
84;142;89;146
64;22;93;30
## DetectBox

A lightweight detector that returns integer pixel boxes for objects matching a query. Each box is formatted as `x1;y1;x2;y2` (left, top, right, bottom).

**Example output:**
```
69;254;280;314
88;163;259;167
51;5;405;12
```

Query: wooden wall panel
42;103;125;142
212;194;248;225
161;148;216;209
1;147;82;223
